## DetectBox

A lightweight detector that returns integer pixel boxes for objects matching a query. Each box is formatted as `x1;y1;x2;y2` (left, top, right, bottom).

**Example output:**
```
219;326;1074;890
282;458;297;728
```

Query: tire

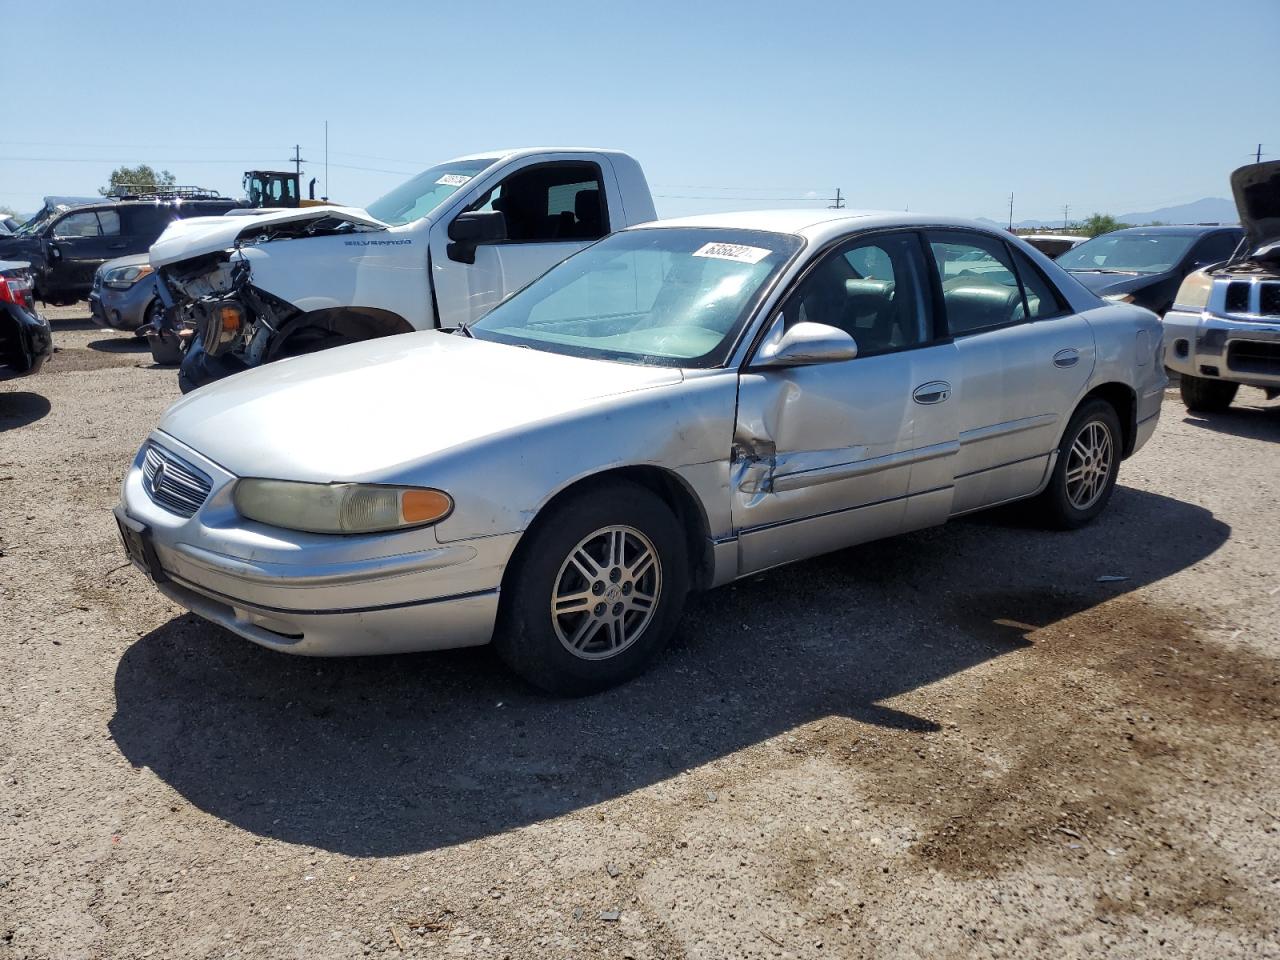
1180;374;1238;413
1036;398;1123;530
494;479;689;696
147;330;184;366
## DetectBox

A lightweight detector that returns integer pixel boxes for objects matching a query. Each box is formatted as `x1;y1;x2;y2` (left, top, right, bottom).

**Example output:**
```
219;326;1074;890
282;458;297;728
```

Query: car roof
1101;224;1240;237
445;147;637;163
627;208;1027;244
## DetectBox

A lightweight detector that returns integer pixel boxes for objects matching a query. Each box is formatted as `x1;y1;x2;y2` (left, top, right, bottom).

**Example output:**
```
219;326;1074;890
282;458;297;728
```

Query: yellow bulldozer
242;170;329;208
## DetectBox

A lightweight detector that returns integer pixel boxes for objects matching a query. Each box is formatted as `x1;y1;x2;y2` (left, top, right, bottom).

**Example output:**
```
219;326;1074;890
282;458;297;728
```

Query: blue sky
6;0;1277;222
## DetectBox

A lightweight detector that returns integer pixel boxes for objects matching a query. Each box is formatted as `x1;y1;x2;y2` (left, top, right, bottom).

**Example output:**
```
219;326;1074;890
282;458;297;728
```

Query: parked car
1164;161;1280;412
149;147;658;391
0;194;240;306
0;260;53;380
89;253;160;335
1022;234;1087;259
1056;224;1243;316
116;210;1163;694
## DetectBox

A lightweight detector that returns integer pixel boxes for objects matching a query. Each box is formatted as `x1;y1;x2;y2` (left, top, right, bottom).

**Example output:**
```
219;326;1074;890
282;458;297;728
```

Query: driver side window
783;232;931;357
467;162;608;243
53;212;101;239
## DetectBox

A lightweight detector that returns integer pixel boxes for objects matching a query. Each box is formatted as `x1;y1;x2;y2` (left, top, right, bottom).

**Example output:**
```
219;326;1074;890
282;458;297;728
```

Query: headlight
1173;269;1213;311
1103;293;1136;303
103;263;154;289
233;480;453;534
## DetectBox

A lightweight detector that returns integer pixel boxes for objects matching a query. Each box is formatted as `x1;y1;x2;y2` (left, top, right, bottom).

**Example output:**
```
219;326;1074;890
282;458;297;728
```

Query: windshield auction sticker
436;174;472;187
692;242;772;264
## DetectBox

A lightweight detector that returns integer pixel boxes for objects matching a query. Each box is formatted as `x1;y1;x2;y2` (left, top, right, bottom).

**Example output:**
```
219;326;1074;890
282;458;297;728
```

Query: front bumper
0;301;53;380
116;433;512;656
89;281;153;331
1164;307;1280;388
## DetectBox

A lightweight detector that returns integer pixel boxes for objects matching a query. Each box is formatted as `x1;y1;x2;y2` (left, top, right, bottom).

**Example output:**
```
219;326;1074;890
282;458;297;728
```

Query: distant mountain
1116;197;1237;225
977;197;1238;230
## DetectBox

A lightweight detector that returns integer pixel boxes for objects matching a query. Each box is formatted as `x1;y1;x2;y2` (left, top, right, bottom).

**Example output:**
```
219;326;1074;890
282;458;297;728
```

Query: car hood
1064;270;1164;297
99;252;149;274
1231;161;1280;254
149;205;388;267
157;332;684;481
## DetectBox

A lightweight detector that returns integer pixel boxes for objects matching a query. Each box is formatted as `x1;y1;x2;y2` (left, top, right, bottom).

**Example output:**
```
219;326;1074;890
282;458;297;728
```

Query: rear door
926;230;1094;514
732;230;960;574
430;158;616;324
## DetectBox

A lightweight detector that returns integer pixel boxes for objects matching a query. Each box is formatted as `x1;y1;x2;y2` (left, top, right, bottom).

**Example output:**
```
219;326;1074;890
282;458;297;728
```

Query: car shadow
46;317;98;331
87;336;148;354
109;486;1229;856
0;390;51;430
1182;407;1279;442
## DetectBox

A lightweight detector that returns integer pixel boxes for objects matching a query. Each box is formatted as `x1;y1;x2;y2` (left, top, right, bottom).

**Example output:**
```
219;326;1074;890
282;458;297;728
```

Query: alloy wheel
1065;420;1113;511
550;525;662;660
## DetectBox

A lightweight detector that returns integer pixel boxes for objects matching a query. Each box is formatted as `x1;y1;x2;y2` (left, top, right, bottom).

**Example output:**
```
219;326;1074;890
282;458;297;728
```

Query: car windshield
1057;233;1196;275
364;159;496;226
467;227;802;367
12;210;55;237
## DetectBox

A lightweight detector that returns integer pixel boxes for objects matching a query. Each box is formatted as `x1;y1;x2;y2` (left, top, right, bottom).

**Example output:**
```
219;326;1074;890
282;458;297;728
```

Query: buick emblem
151;461;166;493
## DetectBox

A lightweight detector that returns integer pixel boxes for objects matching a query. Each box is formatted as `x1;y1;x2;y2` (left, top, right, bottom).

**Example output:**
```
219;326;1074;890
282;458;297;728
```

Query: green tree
100;164;176;196
1081;213;1130;238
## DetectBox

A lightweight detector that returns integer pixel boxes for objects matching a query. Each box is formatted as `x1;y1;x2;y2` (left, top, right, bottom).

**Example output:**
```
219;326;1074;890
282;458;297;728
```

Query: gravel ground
2;306;1278;959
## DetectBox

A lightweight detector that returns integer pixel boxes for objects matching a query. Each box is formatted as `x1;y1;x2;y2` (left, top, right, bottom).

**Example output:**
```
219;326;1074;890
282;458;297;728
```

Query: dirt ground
2;306;1278;959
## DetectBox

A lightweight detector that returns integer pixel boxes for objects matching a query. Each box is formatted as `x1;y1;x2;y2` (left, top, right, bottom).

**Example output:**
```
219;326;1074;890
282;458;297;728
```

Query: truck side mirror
447;211;507;264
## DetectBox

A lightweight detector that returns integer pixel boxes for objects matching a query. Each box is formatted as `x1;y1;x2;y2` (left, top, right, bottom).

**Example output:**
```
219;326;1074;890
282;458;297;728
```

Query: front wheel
1180;374;1237;413
1036;399;1122;530
494;480;689;696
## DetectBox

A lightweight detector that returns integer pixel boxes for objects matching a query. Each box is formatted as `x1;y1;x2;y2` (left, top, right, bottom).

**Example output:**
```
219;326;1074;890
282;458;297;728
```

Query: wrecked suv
1164;162;1280;412
149;148;657;391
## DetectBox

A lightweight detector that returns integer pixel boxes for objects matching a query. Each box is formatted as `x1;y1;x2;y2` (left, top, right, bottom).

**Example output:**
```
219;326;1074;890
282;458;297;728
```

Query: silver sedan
115;211;1165;694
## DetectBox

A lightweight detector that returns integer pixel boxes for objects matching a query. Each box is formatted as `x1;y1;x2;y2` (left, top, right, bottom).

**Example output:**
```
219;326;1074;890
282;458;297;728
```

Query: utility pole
1257;143;1264;164
1007;192;1015;231
324;122;329;202
1063;203;1070;229
289;144;307;180
828;188;845;210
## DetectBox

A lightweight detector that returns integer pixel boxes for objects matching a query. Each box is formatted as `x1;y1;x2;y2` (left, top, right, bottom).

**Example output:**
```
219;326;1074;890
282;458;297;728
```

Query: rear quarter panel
1082;302;1166;450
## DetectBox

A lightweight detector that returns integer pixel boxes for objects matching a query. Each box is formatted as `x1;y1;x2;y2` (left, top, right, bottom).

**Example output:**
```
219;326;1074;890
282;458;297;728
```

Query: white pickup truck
148;148;657;390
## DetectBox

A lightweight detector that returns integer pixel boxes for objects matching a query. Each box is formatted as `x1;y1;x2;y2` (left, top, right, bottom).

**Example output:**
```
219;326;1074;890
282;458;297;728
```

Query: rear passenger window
783;232;931;357
97;210;121;236
1010;247;1069;319
927;232;1023;334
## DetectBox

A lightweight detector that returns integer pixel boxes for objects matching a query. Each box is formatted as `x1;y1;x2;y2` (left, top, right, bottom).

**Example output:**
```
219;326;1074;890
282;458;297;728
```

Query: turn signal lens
233;480;453;534
218;305;242;334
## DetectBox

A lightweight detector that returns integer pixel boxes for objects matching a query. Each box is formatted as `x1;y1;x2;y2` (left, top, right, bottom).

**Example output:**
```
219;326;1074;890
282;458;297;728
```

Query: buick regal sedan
116;211;1164;694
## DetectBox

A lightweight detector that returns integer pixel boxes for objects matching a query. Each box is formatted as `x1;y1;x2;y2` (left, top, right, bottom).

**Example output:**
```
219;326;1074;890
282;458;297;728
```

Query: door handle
107;243;128;250
1053;348;1080;368
913;380;951;404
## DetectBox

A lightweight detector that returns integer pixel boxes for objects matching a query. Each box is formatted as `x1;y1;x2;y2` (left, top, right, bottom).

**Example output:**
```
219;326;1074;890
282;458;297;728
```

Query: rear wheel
1036;399;1122;530
494;480;688;696
1180;374;1237;413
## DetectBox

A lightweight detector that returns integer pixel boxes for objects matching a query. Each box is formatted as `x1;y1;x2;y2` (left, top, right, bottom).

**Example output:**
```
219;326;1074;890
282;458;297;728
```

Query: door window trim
1006;242;1071;321
457;160;610;246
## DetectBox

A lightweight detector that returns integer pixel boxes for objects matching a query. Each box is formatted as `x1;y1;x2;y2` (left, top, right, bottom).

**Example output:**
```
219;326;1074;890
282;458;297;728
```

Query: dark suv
0;194;240;305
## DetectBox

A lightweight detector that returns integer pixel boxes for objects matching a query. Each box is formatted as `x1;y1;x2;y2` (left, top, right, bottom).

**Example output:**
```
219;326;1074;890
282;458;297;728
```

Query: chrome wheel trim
551;524;662;661
1064;419;1113;511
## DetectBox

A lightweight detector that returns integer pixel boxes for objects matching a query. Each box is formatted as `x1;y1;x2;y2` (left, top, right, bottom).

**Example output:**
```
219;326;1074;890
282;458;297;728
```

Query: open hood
1231;161;1280;254
149;205;388;268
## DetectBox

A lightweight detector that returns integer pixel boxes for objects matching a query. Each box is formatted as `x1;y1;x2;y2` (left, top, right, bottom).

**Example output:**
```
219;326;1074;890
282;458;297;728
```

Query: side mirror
447;211;507;264
753;318;858;368
46;242;61;261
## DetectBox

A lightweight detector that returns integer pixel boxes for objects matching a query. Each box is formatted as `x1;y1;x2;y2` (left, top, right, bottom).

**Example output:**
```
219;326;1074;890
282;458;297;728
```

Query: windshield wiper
1068;268;1137;275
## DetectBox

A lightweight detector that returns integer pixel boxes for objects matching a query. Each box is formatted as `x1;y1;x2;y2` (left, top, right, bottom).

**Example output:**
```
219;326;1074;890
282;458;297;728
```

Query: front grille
1261;283;1280;317
92;272;102;292
1225;282;1251;313
142;443;212;517
1227;340;1280;377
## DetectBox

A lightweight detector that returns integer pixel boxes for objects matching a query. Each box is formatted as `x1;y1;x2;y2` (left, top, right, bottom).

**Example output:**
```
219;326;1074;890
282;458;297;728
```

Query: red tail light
0;272;34;310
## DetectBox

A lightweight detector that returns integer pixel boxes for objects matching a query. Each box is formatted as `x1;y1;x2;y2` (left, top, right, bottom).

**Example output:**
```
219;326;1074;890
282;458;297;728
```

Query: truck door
46;209;126;298
429;159;615;326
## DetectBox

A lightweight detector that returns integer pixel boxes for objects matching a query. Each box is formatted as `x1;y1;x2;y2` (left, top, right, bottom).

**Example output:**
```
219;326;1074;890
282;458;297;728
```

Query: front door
47;209;125;296
732;231;960;575
430;160;613;325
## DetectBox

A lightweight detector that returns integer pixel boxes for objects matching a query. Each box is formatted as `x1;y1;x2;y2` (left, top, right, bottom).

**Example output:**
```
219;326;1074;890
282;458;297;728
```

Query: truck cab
149;148;657;391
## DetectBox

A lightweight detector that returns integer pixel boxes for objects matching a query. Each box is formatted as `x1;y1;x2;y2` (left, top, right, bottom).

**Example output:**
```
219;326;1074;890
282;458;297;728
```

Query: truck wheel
494;480;689;696
1180;375;1238;413
1035;399;1122;530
